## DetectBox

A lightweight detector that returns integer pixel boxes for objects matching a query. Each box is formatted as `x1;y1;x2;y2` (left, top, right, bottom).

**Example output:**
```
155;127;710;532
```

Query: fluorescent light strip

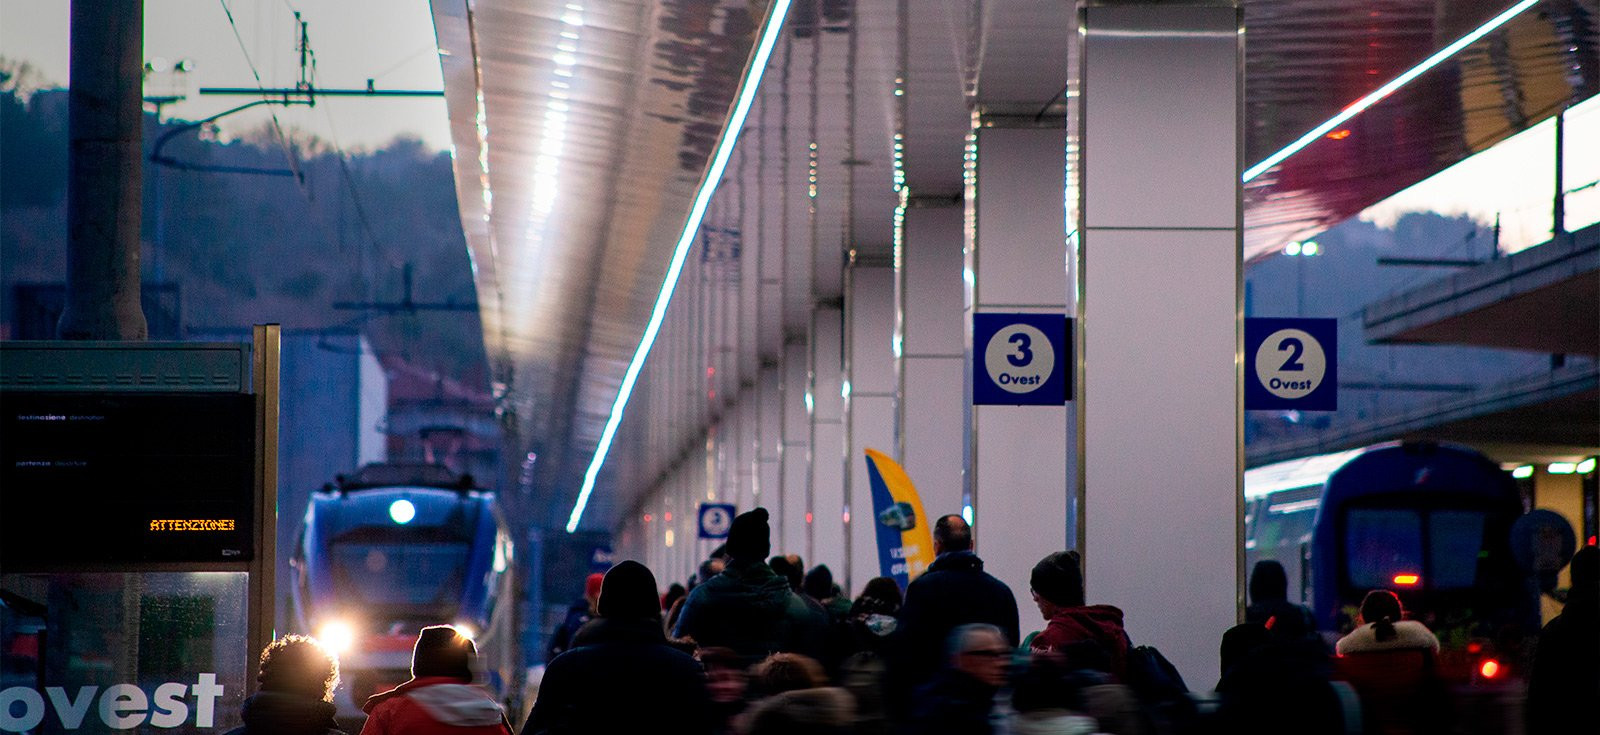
1242;0;1541;183
566;0;792;533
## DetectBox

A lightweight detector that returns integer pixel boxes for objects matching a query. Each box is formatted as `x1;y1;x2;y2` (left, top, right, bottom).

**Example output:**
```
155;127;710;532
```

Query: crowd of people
233;507;1597;735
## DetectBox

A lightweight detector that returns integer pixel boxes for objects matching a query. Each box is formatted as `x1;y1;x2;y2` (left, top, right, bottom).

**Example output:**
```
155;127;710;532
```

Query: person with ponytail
1332;590;1447;734
1334;590;1439;656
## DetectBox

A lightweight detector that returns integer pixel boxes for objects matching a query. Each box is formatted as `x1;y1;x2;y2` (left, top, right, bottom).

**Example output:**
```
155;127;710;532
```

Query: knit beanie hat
598;560;661;620
1030;550;1085;608
726;508;772;561
803;564;835;600
411;625;475;680
584;572;605;600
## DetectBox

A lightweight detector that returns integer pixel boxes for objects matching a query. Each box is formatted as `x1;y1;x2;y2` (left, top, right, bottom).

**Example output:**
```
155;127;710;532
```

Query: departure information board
1;391;255;564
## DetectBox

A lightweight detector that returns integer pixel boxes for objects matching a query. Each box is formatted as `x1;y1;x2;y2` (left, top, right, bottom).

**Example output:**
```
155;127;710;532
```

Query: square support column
968;125;1073;607
1080;4;1242;685
845;263;897;592
898;204;968;519
810;305;848;584
781;339;811;559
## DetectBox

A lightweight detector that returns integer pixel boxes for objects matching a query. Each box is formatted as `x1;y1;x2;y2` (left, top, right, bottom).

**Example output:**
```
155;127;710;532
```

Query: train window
1427;510;1486;589
330;542;467;607
1345;509;1424;590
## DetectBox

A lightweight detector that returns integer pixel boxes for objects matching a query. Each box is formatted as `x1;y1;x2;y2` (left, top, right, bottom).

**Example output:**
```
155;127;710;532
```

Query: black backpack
1125;644;1199;731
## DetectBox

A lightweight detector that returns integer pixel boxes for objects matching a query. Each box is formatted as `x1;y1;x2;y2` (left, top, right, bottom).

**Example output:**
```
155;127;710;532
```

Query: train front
291;466;511;718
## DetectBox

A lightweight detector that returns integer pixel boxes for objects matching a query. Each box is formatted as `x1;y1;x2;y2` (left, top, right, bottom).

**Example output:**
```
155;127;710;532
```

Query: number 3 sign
973;313;1071;406
1245;318;1337;411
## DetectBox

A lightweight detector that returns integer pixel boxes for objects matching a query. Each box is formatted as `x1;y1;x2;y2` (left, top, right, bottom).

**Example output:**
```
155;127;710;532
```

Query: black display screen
1;391;255;564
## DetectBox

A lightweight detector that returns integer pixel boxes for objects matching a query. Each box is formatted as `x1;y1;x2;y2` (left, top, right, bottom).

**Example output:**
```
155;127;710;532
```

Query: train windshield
330;542;468;608
1345;508;1488;590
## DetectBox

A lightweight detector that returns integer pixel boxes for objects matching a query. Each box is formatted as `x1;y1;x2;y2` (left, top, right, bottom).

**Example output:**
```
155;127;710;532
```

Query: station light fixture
565;0;794;533
1511;465;1534;479
1548;462;1578;475
1578;457;1596;475
1243;0;1541;182
1284;241;1302;256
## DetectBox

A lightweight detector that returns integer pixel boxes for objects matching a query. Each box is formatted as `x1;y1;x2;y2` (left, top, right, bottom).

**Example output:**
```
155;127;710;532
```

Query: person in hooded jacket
1027;550;1130;681
225;635;345;735
889;514;1020;716
673;508;828;662
1243;560;1318;637
523;560;713;735
360;626;512;735
545;573;602;661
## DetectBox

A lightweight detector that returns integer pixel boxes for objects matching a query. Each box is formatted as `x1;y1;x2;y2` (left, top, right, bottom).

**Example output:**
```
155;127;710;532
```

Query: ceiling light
1548;462;1577;475
1243;0;1539;182
1576;457;1595;474
566;0;794;533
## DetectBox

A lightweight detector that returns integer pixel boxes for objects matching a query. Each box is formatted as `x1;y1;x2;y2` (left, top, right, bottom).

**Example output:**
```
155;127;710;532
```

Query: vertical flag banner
863;448;936;588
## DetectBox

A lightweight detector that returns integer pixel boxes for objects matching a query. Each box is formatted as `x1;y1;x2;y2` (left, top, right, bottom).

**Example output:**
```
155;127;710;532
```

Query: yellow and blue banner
863;448;935;588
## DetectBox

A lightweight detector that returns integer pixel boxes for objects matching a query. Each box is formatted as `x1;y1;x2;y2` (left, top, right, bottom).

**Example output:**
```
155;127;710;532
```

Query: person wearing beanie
1027;550;1132;681
224;635;345;735
672;508;829;662
360;626;512;735
524;560;713;735
545;572;604;661
804;565;853;621
888;514;1019;718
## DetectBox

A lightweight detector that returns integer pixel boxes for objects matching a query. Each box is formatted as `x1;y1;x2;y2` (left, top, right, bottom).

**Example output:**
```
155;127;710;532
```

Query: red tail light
1480;659;1501;679
1392;573;1420;586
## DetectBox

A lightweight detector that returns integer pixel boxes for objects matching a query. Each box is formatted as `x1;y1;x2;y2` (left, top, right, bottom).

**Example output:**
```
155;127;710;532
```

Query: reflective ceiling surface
432;0;1598;531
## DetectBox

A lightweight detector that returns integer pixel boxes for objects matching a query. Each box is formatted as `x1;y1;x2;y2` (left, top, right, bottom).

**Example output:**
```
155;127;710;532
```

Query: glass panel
1345;508;1424;590
329;542;466;608
1428;510;1487;589
1;572;249;733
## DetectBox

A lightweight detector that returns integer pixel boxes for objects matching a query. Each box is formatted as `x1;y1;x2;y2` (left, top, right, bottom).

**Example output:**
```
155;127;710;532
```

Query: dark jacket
889;551;1020;712
1029;604;1131;680
908;668;999;735
671;558;828;661
524;617;713;735
544;599;592;661
1526;592;1598;735
223;692;344;735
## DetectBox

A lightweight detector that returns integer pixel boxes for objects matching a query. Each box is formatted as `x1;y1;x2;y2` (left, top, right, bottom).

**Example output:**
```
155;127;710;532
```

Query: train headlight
452;623;476;642
389;499;417;525
317;620;356;654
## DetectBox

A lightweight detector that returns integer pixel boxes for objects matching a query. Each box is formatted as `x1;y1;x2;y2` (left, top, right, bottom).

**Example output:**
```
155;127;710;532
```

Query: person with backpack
1026;550;1130;680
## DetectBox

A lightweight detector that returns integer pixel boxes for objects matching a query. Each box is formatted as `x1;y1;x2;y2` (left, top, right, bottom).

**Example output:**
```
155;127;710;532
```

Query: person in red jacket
1026;550;1131;681
360;626;513;735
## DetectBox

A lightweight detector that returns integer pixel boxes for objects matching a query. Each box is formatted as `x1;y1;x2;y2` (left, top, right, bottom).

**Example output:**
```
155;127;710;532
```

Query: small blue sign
973;313;1070;406
589;545;615;572
1245;317;1337;411
698;503;737;539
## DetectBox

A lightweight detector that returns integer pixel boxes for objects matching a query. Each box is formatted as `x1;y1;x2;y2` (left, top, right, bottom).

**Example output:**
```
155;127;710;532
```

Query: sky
0;0;450;152
1;0;1594;247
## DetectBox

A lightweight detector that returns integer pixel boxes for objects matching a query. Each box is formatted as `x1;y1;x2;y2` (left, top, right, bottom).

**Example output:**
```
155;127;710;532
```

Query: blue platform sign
1245;317;1337;411
698;503;736;539
973;313;1071;406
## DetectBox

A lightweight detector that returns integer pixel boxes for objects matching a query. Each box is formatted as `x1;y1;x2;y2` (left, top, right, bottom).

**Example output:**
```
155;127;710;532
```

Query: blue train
1247;442;1540;683
290;463;516;718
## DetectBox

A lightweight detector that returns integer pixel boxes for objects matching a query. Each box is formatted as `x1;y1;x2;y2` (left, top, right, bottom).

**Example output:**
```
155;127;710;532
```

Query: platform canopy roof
430;0;1598;531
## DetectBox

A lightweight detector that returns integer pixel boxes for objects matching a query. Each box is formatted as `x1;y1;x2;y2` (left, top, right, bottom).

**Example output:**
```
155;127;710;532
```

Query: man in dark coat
673;508;828;661
889;514;1020;715
1244;560;1318;636
524;560;713;735
908;624;1012;735
1527;546;1599;735
225;635;345;735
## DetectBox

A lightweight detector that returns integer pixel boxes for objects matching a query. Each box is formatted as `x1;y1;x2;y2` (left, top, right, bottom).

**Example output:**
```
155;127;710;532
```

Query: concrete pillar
1080;4;1242;684
781;339;812;560
968;124;1073;611
898;202;968;520
60;0;147;340
845;261;897;591
758;365;783;515
810;305;848;587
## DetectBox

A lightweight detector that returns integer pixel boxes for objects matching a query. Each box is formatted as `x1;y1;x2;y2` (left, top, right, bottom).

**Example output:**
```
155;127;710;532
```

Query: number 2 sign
1245;318;1337;411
